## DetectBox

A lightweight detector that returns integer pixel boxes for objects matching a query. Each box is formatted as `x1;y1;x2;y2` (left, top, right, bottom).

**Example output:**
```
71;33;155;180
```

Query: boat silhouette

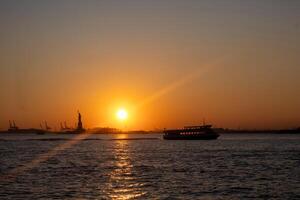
163;124;220;140
0;120;45;134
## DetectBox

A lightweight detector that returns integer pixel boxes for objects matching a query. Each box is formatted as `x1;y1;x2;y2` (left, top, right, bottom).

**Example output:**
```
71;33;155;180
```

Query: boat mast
13;121;18;129
64;121;70;130
60;122;64;130
44;121;51;130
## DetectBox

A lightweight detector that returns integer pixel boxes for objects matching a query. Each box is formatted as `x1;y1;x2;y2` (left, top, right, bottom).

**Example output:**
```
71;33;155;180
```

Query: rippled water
0;133;299;199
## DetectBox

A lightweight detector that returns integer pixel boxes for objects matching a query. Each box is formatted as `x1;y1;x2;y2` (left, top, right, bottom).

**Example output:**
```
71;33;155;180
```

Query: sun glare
116;108;128;121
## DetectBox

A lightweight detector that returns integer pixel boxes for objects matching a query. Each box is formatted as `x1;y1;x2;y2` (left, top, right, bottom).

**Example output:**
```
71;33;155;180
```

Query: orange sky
0;1;300;130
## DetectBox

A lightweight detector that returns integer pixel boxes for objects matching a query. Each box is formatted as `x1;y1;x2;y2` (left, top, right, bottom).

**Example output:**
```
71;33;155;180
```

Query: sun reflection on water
103;140;146;200
115;133;129;140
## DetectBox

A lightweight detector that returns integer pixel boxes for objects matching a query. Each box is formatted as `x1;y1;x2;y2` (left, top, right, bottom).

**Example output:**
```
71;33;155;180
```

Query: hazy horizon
1;0;300;130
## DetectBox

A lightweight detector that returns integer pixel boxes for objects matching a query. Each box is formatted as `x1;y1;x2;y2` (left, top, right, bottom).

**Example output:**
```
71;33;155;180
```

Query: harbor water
0;133;299;199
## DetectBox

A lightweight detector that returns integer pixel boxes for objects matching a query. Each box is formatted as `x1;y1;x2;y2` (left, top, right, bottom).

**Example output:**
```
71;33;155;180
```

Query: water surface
0;133;299;199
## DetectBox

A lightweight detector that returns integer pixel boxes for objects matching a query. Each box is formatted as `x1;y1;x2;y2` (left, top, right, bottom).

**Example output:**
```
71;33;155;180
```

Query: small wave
0;138;158;142
109;138;159;141
31;138;158;141
26;138;103;141
26;138;70;141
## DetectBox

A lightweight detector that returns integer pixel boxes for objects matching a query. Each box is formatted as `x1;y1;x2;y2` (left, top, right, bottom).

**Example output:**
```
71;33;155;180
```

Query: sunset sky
0;0;299;130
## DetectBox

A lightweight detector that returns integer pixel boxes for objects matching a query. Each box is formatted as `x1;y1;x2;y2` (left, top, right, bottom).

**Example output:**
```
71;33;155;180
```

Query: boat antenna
40;123;43;129
9;120;12;128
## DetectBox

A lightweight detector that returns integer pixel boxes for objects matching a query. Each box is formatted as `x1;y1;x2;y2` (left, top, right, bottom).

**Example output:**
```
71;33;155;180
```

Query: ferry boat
163;124;219;140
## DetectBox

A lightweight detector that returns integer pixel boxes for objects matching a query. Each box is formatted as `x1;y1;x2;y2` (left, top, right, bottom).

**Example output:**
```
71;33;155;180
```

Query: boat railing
183;125;212;129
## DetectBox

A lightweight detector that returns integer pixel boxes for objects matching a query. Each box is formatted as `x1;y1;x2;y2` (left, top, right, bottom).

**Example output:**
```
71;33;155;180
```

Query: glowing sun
116;108;128;121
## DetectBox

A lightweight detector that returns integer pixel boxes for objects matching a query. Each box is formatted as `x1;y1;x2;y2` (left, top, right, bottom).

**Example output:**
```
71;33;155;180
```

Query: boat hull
55;129;86;134
0;129;45;134
163;133;219;140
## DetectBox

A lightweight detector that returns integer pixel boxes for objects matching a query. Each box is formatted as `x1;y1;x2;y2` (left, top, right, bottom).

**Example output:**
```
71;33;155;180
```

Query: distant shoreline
214;128;300;134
